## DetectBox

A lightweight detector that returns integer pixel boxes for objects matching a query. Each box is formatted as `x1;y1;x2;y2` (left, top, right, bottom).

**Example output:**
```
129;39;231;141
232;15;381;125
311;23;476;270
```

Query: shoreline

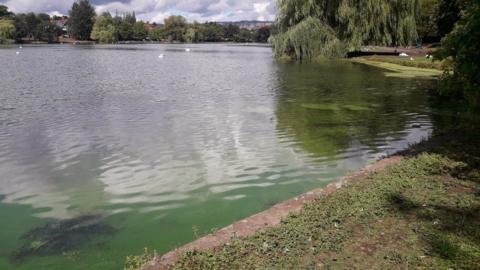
139;126;480;269
350;58;443;78
141;156;404;270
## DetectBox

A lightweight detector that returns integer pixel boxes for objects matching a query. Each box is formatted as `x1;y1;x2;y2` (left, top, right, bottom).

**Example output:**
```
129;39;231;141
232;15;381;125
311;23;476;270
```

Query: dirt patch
448;185;476;194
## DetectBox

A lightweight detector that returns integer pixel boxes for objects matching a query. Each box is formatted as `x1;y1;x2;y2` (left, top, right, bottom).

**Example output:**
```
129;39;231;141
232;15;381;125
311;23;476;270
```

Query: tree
149;27;164;41
91;13;117;43
69;0;96;40
117;20;134;40
224;24;240;41
417;0;439;42
254;26;271;43
183;27;198;43
132;21;148;40
162;15;187;42
13;14;28;41
437;0;462;37
271;0;420;60
437;1;480;108
234;29;253;43
0;19;15;44
201;22;224;42
0;5;13;18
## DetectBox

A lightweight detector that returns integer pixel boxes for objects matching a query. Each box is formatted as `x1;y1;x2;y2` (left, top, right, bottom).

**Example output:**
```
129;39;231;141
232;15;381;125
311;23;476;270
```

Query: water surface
0;44;434;269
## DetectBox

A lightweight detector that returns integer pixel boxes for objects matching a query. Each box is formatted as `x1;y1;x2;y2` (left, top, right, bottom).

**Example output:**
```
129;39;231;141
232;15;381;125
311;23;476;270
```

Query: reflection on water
275;61;433;160
0;44;434;269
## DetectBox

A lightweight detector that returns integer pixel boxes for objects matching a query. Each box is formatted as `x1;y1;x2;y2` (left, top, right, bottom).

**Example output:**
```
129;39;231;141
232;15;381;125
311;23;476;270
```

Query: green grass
352;58;443;78
363;55;443;70
172;151;480;269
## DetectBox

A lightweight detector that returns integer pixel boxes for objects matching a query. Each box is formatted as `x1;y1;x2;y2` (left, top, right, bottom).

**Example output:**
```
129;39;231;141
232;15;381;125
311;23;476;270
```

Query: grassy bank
351;58;443;78
359;55;443;70
167;132;480;269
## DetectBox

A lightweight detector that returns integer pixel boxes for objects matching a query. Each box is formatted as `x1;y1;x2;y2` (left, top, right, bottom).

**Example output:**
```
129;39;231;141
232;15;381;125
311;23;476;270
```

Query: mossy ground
171;131;480;269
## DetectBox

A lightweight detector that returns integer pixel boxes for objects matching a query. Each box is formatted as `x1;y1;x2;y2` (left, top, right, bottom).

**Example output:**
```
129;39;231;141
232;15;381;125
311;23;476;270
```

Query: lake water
0;44;434;269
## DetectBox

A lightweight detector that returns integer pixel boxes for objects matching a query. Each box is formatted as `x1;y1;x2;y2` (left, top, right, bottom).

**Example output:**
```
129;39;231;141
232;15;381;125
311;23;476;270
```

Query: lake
0;44;434;269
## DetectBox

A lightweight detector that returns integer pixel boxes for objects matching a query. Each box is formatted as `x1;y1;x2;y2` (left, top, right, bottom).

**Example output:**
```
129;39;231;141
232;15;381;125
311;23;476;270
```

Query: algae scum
11;215;116;263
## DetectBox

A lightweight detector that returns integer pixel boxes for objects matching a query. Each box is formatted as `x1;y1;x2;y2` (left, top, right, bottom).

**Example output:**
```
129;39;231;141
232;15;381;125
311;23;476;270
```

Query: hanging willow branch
271;0;420;60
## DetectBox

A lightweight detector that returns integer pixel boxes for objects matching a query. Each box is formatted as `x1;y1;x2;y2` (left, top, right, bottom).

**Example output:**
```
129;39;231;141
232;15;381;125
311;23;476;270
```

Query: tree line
92;13;272;44
0;5;64;44
0;0;272;44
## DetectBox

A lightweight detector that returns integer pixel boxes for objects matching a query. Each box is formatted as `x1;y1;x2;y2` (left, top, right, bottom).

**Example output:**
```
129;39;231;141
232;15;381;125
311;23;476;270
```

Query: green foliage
124;248;156;270
437;0;464;37
8;12;61;43
418;0;439;41
0;19;15;44
1;4;272;44
132;21;148;41
253;26;271;43
0;5;13;18
148;15;270;43
224;24;240;41
69;0;96;40
201;22;225;42
234;28;253;42
183;27;199;43
436;1;480;108
90;12;148;43
90;13;117;43
270;17;344;59
272;0;420;60
162;15;187;42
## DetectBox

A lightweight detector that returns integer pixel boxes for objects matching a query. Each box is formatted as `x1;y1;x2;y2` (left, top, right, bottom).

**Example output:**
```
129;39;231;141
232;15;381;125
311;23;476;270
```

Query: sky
0;0;276;23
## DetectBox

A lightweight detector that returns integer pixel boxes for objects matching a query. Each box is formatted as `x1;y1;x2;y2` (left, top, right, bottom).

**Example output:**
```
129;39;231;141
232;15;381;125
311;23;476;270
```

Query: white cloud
253;2;269;13
0;0;276;23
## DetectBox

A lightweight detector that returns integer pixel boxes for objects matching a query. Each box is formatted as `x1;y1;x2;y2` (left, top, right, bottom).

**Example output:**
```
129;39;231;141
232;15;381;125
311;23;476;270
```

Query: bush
436;1;480;108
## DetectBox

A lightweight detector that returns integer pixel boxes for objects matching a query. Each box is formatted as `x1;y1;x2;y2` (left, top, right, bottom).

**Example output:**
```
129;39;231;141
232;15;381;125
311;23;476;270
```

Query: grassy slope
173;139;480;269
351;58;443;78
361;55;443;70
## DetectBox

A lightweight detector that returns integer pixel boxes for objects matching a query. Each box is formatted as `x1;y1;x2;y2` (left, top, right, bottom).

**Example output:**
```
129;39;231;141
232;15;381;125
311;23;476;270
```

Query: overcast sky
0;0;276;23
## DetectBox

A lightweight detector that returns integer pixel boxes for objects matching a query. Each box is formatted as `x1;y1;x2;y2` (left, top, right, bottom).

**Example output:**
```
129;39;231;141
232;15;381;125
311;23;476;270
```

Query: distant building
51;16;69;36
144;22;159;31
217;20;273;30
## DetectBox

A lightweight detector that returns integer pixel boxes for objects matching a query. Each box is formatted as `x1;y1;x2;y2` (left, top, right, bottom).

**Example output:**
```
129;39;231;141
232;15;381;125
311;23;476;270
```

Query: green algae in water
12;215;116;262
302;103;373;112
302;103;340;111
341;104;373;111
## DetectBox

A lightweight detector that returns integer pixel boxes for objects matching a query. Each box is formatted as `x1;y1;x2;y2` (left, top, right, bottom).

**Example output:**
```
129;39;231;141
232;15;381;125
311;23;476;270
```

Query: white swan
158;54;164;58
185;48;191;52
15;51;20;55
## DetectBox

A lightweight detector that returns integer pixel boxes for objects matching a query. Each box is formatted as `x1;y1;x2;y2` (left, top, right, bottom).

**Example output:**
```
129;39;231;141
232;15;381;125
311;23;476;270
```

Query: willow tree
270;0;420;60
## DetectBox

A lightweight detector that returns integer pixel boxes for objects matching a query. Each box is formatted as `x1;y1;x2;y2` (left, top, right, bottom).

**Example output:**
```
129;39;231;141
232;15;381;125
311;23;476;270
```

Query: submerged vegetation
12;215;115;263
